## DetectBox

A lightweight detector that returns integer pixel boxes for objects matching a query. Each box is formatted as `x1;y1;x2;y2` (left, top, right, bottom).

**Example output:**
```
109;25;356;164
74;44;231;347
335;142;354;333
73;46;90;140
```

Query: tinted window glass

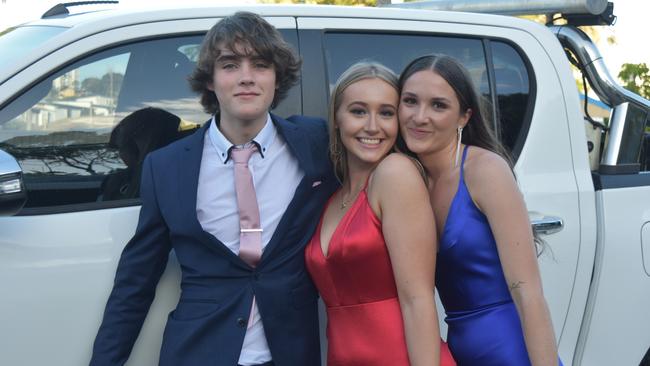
642;116;650;172
490;41;532;153
324;33;487;92
618;103;649;171
0;35;206;209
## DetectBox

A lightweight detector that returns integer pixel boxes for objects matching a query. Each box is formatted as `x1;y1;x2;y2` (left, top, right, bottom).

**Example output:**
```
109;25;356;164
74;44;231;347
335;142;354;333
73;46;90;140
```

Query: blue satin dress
436;146;562;365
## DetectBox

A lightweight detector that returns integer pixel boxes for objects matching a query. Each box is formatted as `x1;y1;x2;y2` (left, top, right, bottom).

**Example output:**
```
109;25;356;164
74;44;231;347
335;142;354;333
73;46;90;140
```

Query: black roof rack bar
42;1;119;19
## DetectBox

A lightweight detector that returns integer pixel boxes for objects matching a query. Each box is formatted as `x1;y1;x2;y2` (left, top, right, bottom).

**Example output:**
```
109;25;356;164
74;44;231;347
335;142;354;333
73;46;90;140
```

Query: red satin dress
305;189;456;366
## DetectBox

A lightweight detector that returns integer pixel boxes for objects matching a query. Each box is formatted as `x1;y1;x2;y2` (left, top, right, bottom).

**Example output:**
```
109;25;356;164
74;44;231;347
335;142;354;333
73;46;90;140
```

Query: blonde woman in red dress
305;62;455;366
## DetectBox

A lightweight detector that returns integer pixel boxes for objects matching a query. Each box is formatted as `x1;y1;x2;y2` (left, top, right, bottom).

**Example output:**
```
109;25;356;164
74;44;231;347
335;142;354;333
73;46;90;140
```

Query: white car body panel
0;206;181;365
576;186;650;366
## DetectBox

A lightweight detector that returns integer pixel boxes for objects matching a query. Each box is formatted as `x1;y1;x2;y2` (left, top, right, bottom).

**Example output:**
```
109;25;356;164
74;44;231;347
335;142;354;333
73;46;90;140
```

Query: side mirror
0;149;26;216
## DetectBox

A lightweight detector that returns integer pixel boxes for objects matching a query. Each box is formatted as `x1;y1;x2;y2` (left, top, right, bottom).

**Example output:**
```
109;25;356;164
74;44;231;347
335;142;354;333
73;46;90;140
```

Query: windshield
0;25;67;70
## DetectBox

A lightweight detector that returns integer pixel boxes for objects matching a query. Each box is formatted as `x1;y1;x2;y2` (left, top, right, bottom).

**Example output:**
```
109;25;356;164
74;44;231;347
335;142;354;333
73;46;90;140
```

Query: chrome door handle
531;216;564;235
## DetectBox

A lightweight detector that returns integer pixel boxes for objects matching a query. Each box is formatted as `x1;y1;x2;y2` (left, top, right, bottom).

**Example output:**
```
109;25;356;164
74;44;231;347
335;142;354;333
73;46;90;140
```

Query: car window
324;32;487;90
489;41;532;156
618;103;650;172
643;117;650;172
0;35;206;210
323;32;533;157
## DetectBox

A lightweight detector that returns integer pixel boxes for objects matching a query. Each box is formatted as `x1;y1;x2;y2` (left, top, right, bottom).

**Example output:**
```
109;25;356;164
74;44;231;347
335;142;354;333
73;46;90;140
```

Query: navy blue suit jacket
91;114;337;366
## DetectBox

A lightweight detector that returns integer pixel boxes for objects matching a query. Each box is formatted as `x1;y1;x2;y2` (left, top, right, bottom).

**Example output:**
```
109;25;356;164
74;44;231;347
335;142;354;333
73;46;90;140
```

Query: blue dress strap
459;145;469;180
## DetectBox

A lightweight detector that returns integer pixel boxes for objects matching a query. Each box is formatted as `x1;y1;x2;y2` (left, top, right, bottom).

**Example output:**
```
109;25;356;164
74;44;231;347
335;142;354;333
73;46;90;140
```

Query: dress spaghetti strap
459;145;469;181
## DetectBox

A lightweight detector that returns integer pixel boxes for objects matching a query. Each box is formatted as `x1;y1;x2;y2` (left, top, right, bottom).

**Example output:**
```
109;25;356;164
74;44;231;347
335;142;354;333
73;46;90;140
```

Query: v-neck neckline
316;188;367;259
439;145;469;248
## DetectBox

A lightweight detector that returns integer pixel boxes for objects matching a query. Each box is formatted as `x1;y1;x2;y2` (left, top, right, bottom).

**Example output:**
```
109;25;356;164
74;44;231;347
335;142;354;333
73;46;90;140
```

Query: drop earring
454;126;463;168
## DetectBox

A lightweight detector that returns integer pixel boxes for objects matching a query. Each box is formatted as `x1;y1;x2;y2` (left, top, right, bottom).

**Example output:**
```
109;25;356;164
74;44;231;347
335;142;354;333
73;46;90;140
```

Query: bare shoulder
368;153;430;218
463;146;519;210
372;153;425;187
463;146;514;186
368;153;427;200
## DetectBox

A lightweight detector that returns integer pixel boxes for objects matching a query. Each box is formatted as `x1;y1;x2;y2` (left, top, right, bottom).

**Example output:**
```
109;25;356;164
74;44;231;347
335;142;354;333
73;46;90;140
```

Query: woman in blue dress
397;54;562;365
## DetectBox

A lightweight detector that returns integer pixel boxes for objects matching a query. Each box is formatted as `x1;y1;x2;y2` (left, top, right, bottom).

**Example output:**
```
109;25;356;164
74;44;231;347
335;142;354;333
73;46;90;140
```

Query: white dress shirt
196;114;303;365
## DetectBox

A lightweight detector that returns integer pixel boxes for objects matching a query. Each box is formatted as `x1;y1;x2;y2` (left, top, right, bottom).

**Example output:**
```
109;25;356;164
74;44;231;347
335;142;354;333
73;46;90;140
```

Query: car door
0;16;299;366
575;103;650;365
296;14;589;363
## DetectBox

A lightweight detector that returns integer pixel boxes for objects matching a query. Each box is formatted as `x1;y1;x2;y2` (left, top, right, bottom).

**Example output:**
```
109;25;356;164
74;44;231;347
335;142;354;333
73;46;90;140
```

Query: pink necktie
231;145;262;267
231;145;262;329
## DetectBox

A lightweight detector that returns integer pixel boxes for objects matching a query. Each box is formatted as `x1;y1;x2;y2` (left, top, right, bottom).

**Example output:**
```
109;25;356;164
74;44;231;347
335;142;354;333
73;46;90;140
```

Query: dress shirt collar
208;113;276;164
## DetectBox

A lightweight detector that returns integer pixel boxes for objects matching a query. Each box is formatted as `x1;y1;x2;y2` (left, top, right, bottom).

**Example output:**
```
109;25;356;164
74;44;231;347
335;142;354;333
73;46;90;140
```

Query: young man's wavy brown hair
189;11;302;115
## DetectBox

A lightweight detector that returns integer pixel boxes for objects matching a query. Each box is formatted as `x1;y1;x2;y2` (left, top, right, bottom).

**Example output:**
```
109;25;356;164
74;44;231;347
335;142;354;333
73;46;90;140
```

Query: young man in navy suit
91;12;336;366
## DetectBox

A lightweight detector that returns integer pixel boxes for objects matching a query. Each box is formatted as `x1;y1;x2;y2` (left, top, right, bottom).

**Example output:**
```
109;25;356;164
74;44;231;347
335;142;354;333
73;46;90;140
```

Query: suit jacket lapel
272;114;316;177
260;115;318;263
179;119;249;269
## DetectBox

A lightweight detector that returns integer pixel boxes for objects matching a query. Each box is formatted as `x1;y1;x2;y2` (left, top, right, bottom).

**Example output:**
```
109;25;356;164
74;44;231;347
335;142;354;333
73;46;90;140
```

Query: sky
0;0;647;80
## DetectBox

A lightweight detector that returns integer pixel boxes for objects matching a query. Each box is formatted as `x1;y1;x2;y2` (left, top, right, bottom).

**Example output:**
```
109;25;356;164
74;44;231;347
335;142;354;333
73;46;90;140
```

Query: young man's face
208;42;277;126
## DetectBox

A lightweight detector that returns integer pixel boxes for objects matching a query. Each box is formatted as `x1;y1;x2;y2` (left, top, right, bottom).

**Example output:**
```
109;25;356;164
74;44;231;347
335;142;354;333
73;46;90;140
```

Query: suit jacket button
237;317;247;328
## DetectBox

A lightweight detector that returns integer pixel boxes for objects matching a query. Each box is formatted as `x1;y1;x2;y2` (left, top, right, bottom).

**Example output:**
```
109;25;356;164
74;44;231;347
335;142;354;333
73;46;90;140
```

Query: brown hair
397;54;512;167
188;11;301;114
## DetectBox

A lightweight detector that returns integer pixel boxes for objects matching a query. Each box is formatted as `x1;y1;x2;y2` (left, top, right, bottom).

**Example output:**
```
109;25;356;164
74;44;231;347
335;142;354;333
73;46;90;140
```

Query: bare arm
467;150;558;366
369;153;440;366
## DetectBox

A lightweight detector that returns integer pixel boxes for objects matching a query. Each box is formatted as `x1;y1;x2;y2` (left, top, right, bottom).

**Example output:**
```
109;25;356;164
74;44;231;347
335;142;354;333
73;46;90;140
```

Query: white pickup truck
0;1;648;365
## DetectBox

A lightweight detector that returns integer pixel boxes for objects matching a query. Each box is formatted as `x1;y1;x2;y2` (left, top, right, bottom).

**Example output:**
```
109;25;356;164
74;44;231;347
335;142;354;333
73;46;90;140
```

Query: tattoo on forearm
509;281;525;291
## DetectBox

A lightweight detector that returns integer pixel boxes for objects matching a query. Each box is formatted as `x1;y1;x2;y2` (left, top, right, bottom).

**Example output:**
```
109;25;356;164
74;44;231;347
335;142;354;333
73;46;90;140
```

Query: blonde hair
328;62;399;183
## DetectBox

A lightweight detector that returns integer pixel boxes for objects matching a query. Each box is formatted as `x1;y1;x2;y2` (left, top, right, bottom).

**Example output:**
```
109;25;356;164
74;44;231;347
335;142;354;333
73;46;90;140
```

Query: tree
81;77;103;95
100;72;124;98
618;63;650;100
0;131;119;176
